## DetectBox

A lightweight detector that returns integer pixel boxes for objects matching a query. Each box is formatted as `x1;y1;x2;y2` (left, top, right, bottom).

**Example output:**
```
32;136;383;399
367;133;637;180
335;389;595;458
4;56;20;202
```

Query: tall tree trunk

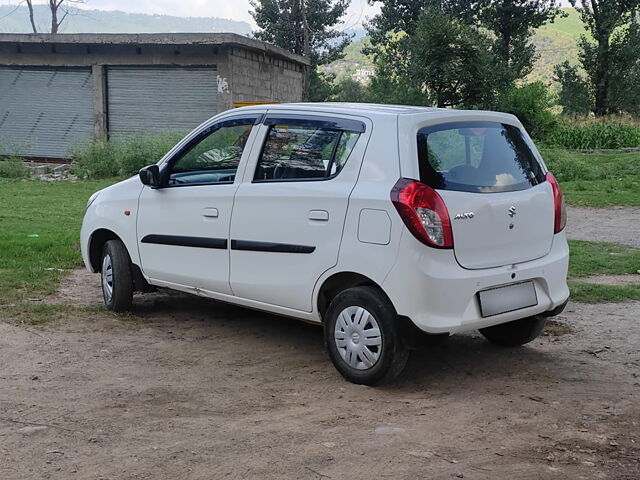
299;0;311;101
26;0;38;33
594;34;610;116
50;0;59;34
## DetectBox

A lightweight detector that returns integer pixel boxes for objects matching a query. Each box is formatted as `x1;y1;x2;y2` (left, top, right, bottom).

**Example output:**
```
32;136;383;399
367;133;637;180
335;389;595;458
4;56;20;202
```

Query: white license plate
478;281;538;318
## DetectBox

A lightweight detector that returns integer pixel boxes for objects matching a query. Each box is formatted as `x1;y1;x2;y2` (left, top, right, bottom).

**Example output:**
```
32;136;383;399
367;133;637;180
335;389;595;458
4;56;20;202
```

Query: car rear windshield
416;121;545;193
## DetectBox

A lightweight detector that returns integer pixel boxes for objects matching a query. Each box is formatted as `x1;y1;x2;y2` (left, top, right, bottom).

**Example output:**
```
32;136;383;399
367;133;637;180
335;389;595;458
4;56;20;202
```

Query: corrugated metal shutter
107;66;218;139
0;67;93;159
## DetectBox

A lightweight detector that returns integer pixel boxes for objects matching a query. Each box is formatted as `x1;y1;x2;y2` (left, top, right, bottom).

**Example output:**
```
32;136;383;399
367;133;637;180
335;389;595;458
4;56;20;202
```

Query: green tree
570;0;640;116
332;78;368;102
406;10;499;107
250;0;351;100
366;9;499;108
366;0;481;47
479;1;563;84
553;61;592;116
366;1;561;87
607;21;640;116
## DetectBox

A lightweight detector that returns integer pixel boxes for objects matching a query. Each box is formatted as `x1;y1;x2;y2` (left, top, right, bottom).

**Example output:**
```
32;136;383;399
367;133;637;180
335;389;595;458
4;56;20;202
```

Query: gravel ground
1;272;639;480
566;206;640;247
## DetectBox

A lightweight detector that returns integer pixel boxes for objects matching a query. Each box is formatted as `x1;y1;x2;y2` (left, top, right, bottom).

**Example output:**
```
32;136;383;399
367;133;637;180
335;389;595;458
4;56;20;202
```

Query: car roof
231;102;517;123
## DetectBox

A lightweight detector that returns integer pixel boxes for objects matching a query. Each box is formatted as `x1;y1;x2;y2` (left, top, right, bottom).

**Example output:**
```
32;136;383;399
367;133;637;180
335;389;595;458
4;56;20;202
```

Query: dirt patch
542;319;575;337
576;274;640;286
1;280;639;479
566;206;640;247
44;268;103;306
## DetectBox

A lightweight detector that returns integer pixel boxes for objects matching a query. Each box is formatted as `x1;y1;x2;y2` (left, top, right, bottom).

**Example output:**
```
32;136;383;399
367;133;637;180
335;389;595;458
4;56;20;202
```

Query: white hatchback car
81;103;569;384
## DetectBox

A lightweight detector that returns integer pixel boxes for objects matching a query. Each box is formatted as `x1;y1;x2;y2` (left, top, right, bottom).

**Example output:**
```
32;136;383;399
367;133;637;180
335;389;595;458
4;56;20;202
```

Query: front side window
254;123;360;181
417;122;545;193
168;120;254;186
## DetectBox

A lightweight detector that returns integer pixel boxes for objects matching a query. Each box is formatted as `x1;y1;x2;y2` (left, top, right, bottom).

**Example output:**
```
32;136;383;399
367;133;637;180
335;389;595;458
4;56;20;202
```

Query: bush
0;157;30;178
545;117;640;150
495;82;557;140
332;78;368;103
71;133;183;179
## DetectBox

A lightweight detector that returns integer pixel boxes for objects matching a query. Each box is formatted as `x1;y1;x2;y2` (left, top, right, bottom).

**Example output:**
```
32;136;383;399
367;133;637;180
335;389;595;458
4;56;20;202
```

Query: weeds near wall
71;133;184;179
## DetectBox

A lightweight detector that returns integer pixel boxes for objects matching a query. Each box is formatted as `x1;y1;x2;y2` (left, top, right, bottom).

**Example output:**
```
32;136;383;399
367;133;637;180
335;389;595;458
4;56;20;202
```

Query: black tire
479;315;547;347
324;286;409;385
101;239;134;312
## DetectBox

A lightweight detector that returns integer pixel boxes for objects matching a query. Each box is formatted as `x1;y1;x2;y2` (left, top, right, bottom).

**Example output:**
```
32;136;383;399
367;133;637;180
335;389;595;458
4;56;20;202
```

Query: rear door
416;121;554;269
137;113;262;293
229;113;367;312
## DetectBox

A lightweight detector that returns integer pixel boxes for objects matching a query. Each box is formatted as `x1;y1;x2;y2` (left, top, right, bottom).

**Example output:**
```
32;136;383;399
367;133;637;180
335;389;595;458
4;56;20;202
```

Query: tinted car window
168;122;253;186
254;124;360;181
417;122;545;193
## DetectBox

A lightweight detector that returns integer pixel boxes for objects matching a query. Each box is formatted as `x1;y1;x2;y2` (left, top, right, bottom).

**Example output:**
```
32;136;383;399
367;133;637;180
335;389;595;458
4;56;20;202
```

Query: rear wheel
479;315;547;347
101;240;134;312
324;286;409;385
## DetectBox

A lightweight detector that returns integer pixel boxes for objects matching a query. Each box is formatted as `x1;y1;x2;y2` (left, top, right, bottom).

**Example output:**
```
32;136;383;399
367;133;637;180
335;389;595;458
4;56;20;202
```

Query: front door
229;114;367;312
137;114;261;294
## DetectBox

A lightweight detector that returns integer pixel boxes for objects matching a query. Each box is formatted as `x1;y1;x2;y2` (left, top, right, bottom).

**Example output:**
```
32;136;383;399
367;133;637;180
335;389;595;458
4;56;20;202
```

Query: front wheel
101;239;134;312
479;315;547;347
324;286;409;385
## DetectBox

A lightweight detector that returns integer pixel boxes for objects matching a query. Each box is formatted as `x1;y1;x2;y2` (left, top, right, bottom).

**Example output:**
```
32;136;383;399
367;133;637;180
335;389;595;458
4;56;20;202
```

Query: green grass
0;178;115;304
541;148;640;206
568;240;640;278
568;281;640;303
567;240;640;302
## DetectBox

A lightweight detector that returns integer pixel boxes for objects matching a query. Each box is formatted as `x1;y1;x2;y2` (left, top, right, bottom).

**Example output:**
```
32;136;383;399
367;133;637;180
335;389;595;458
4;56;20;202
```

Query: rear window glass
417;122;545;193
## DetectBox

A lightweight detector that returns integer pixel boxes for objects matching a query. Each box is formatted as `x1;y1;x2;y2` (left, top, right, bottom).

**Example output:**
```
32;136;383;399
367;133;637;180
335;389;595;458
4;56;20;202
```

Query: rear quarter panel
313;114;404;306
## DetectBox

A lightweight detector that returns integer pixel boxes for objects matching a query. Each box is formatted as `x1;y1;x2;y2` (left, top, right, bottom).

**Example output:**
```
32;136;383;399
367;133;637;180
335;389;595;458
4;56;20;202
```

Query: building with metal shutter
0;33;309;159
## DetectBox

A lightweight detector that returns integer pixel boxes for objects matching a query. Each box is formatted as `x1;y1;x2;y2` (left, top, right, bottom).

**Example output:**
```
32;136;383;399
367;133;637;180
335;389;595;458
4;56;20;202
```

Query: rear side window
417;122;545;193
254;124;360;182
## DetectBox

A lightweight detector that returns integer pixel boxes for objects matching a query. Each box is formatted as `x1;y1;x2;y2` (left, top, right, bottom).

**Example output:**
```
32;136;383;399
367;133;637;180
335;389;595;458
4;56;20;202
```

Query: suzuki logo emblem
508;206;517;217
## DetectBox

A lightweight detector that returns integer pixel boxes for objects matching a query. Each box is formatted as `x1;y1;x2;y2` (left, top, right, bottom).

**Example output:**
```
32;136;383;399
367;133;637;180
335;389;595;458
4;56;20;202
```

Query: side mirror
139;165;161;188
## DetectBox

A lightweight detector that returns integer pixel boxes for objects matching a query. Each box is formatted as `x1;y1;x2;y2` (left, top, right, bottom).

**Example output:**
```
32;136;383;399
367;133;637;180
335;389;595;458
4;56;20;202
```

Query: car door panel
229;114;370;312
137;114;263;294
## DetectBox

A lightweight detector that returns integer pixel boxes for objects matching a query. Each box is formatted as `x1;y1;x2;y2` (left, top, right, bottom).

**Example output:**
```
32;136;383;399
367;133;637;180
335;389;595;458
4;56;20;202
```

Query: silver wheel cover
101;253;114;303
334;306;383;370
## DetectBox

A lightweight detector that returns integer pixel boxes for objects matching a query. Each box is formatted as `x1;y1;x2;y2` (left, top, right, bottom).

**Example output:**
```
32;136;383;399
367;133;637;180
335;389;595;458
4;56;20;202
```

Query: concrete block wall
228;47;305;106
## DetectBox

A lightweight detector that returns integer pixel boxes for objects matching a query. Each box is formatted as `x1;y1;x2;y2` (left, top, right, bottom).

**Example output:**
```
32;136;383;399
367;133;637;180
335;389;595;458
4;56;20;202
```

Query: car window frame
158;113;263;189
251;114;366;184
416;120;546;194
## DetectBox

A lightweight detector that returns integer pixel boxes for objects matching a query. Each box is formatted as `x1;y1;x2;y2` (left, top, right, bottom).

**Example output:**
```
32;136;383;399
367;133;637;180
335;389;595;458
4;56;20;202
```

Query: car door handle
308;210;329;221
202;208;219;218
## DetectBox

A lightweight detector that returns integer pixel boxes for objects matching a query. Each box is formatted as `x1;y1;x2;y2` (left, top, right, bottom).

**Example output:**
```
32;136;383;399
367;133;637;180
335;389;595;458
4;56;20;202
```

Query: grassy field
0;178;113;305
0;174;638;308
568;240;640;303
542;149;640;207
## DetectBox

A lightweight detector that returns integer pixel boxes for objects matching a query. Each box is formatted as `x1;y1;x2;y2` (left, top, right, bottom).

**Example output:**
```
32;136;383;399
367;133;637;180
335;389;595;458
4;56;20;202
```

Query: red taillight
546;172;567;233
391;178;453;248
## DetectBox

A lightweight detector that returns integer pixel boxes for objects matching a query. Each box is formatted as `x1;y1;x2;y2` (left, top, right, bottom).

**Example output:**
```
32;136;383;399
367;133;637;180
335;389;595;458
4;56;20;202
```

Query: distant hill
0;4;251;35
323;8;589;87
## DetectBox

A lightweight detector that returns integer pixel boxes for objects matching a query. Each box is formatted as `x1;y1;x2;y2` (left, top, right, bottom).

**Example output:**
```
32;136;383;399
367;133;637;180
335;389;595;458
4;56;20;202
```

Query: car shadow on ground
127;289;567;391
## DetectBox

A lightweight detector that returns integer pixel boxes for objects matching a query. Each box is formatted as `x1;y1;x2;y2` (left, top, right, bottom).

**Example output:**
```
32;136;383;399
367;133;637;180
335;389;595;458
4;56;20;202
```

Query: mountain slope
0;4;251;35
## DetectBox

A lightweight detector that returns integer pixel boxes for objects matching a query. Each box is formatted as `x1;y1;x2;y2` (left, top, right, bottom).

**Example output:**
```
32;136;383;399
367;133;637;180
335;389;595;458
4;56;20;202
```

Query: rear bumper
382;230;570;334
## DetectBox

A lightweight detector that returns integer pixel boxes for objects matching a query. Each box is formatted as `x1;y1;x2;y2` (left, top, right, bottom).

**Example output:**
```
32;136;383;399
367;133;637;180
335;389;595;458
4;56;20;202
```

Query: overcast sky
3;0;575;29
3;0;381;28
